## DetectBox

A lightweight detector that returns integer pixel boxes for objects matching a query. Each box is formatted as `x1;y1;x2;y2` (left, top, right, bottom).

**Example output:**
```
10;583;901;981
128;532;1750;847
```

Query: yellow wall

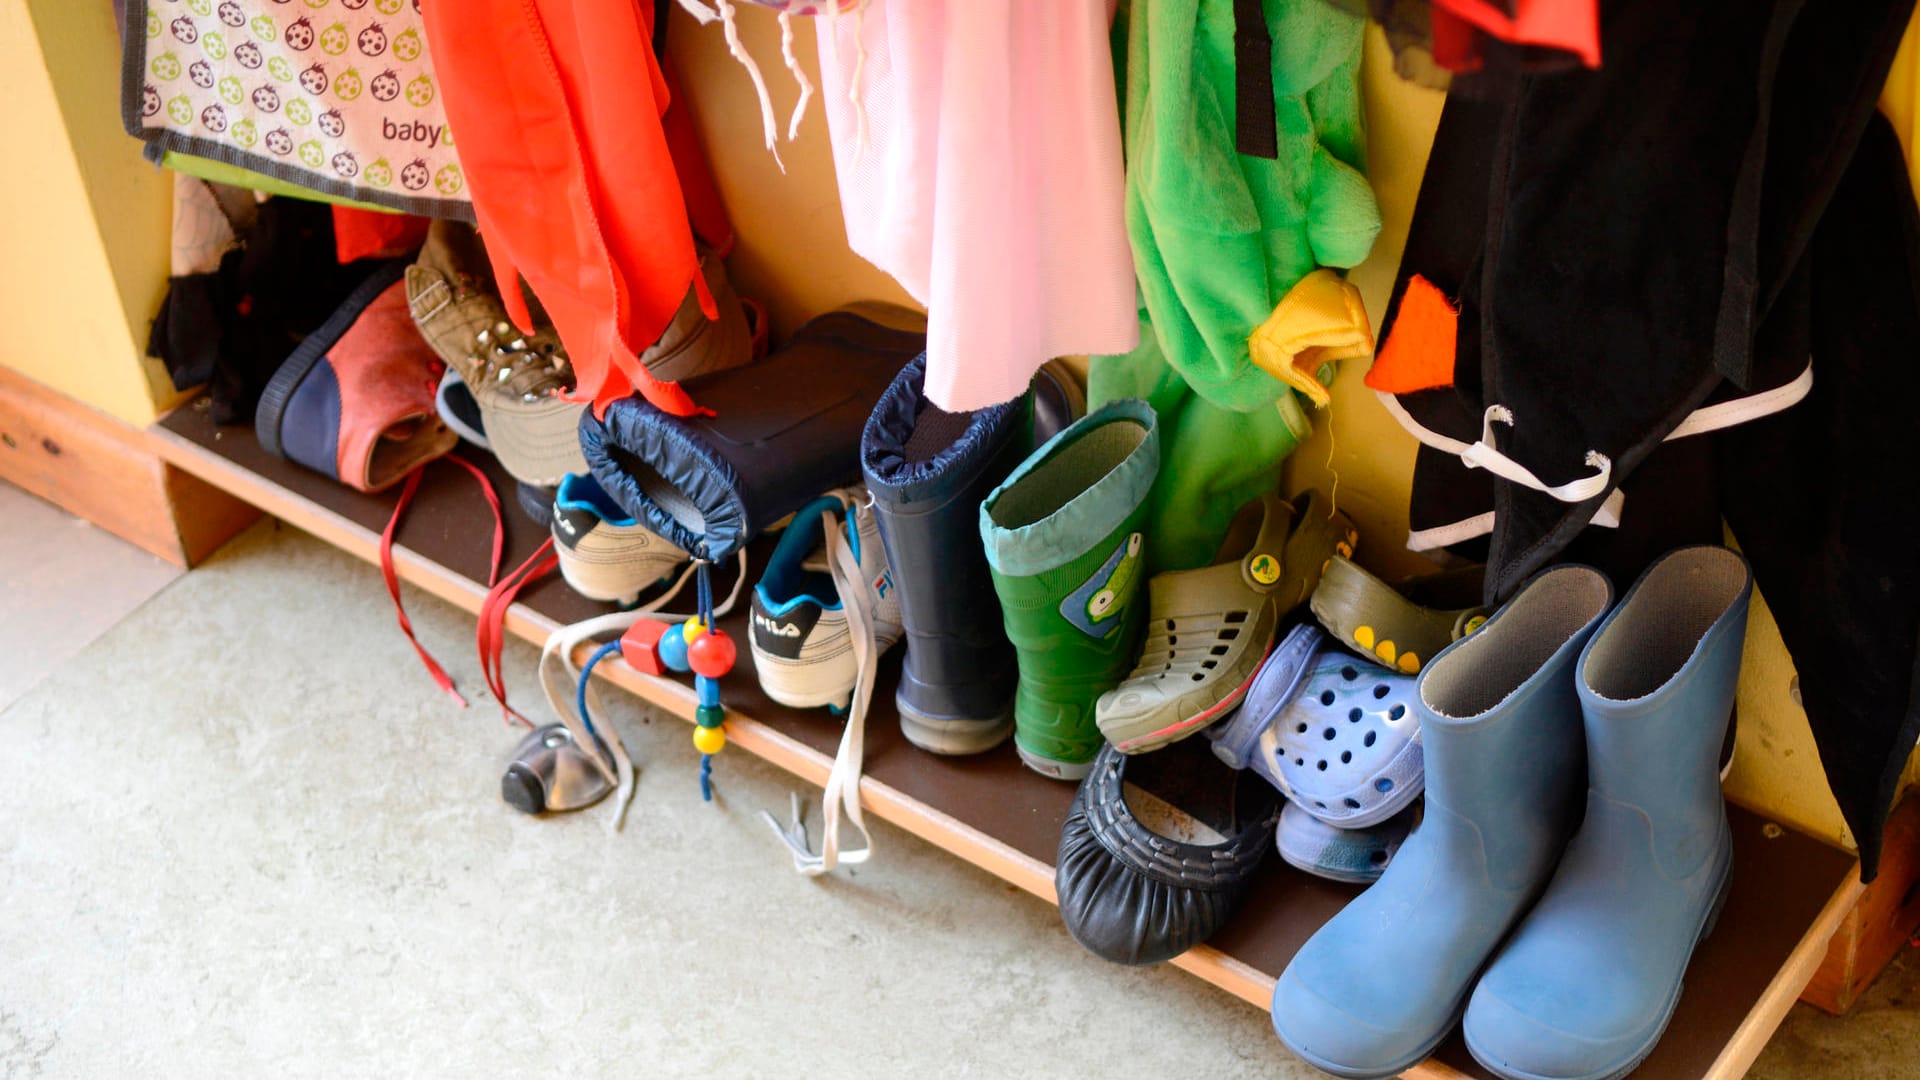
666;7;915;342
1;0;175;427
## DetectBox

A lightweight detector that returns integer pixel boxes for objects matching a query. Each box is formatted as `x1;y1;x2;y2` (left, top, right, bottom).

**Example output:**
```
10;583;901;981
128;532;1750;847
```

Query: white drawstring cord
778;12;815;140
714;0;786;172
761;495;878;874
1457;406;1612;503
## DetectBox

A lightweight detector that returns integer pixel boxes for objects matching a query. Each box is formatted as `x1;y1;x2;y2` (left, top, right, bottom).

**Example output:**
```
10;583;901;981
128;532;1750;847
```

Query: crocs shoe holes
1348;708;1362;722
1373;684;1390;699
1320;690;1336;706
1191;673;1205;682
1165;619;1176;632
1210;645;1230;656
1295;757;1305;767
1220;628;1241;641
1344;797;1360;808
1376;778;1394;793
1341;666;1358;681
1315;801;1328;810
1202;660;1218;670
1363;731;1377;747
1388;703;1407;721
1340;751;1352;764
1316;760;1328;771
1224;611;1248;624
1295;723;1309;734
1322;728;1336;741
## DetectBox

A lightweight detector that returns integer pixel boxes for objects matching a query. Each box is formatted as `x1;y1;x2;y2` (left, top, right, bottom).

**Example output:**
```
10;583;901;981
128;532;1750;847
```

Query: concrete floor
0;507;1911;1077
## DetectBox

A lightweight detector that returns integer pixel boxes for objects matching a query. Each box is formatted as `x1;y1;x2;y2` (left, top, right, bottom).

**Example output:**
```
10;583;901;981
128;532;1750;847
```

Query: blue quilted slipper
1209;623;1422;829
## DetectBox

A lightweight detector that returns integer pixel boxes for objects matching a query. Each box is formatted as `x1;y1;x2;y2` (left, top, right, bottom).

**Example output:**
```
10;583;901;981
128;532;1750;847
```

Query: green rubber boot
980;399;1160;780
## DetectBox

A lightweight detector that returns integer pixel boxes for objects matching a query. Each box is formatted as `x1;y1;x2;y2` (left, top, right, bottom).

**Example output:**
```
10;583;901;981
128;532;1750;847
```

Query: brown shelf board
149;399;1861;1079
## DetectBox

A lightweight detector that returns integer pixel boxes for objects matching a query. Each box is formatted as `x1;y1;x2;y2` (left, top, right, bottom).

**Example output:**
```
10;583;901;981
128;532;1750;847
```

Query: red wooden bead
686;628;737;678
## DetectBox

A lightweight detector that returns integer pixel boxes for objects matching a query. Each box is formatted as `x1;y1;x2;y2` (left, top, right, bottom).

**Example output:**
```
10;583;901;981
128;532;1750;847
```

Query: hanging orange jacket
422;1;729;417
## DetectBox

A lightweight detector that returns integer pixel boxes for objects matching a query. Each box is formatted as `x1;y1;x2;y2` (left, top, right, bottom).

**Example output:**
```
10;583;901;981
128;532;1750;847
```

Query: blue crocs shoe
1210;623;1423;829
1275;801;1415;885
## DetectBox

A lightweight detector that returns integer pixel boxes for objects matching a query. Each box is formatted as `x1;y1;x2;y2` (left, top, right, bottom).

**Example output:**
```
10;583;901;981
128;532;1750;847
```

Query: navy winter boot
861;355;1033;754
1272;564;1613;1078
1464;546;1752;1080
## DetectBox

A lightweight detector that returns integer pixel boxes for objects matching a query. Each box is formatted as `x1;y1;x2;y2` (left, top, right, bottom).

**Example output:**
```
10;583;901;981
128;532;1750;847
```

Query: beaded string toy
652;558;737;800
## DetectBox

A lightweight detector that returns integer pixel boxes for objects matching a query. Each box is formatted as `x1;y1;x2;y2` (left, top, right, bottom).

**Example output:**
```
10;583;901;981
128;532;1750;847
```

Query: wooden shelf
149;399;1862;1079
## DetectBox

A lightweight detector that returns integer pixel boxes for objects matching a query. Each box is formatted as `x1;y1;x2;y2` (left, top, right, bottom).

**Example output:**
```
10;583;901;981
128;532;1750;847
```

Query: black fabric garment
1473;0;1912;601
146;198;368;424
1715;115;1920;883
1375;1;1920;874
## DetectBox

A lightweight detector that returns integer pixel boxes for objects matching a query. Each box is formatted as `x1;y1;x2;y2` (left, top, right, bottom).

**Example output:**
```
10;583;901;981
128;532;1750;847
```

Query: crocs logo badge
753;612;801;638
1250;553;1280;585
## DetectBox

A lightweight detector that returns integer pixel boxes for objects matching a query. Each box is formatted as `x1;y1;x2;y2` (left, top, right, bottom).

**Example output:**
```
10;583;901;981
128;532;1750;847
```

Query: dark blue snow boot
861;354;1032;755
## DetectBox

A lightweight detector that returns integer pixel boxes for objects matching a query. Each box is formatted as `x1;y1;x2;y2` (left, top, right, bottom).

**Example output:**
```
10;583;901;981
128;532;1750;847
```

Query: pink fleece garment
816;0;1138;412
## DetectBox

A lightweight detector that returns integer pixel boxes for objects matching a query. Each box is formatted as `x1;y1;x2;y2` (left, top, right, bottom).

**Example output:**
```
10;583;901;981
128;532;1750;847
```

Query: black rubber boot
861;355;1032;755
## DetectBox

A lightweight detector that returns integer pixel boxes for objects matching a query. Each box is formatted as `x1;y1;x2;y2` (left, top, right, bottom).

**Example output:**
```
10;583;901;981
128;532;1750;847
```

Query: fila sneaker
551;473;689;606
749;488;904;711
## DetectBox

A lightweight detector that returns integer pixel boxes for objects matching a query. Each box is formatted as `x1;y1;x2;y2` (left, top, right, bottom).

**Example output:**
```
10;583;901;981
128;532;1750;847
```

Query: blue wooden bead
657;627;691;673
696;676;722;708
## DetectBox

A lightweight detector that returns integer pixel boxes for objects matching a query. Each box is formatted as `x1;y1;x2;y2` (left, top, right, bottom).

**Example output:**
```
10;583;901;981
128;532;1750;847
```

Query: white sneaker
749;487;903;709
552;473;689;606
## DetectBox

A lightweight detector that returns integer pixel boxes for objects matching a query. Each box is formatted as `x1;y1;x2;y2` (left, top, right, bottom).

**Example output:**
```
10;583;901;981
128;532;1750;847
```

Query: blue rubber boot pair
1272;547;1753;1080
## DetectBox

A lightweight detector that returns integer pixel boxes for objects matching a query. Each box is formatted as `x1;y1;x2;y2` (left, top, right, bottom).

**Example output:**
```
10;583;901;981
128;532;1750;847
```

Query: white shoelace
537;550;750;830
762;497;879;875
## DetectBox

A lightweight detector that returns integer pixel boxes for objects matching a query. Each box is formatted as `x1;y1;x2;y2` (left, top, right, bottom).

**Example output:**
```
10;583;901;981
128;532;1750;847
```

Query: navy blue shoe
256;261;455;492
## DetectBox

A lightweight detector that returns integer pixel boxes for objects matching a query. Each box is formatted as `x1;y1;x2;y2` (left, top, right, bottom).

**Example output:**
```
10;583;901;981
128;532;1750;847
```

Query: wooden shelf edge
143;413;1871;1072
1706;869;1866;1079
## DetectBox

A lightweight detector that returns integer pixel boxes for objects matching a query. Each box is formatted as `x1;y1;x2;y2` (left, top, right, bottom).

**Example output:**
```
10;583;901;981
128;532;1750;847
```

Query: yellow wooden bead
682;617;707;642
693;724;726;755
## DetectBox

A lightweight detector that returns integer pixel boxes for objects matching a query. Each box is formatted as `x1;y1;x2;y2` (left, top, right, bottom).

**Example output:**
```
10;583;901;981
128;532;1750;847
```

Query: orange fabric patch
1365;275;1459;395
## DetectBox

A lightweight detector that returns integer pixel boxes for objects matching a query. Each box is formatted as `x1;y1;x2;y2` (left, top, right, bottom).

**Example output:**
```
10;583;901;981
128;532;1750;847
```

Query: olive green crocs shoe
1097;491;1354;755
1309;555;1487;675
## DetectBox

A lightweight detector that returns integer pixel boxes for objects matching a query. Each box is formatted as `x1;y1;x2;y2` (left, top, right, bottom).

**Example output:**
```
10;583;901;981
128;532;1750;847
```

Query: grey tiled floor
0;482;180;709
0;503;1910;1078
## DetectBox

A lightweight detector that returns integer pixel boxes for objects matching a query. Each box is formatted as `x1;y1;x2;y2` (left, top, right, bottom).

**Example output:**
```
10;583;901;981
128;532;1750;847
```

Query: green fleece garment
1092;0;1381;573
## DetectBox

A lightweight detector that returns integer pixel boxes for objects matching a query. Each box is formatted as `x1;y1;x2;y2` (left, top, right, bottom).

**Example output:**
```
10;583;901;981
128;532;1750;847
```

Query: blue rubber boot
1271;565;1613;1079
1463;546;1752;1080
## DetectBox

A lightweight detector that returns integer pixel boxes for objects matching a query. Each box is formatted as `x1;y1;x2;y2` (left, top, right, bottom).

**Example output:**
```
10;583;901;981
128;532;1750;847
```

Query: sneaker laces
537;550;750;830
762;492;879;875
